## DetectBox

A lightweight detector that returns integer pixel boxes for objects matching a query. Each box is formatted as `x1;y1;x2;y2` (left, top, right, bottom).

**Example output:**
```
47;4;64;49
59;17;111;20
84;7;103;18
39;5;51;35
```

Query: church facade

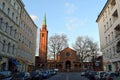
47;47;94;72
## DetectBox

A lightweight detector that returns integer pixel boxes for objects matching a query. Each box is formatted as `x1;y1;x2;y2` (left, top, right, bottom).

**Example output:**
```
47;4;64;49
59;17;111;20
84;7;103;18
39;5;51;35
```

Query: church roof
59;47;76;53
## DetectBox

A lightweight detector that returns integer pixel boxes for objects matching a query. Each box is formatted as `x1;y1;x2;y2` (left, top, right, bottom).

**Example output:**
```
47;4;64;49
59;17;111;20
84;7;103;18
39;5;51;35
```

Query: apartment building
96;0;120;72
0;0;37;72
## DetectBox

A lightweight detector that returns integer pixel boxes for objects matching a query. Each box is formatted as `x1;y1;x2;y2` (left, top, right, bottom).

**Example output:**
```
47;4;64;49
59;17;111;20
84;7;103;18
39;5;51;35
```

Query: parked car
87;71;97;80
42;70;51;79
11;72;31;80
95;71;106;80
49;69;57;75
54;68;59;72
31;70;43;80
81;71;86;76
105;72;116;80
0;71;12;80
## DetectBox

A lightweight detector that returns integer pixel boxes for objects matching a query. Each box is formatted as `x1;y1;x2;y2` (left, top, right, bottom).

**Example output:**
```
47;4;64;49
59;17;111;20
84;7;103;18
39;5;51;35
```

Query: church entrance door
65;61;71;70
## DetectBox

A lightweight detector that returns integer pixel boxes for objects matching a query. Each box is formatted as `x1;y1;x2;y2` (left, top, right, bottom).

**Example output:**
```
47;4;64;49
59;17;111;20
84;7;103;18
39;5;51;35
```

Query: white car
54;68;59;72
81;72;86;76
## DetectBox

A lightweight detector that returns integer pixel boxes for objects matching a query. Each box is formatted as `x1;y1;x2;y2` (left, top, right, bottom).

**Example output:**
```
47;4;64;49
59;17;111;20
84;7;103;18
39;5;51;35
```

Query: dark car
88;71;97;80
31;70;43;80
42;70;51;79
49;69;57;75
12;72;31;80
0;71;12;80
106;72;116;80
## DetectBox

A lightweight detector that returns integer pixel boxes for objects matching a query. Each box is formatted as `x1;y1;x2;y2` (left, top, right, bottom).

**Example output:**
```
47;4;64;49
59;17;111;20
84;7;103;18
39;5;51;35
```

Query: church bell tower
39;15;48;64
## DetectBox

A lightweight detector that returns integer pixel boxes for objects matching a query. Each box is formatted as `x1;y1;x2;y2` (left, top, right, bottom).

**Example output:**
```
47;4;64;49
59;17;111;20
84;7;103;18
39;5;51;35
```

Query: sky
22;0;107;55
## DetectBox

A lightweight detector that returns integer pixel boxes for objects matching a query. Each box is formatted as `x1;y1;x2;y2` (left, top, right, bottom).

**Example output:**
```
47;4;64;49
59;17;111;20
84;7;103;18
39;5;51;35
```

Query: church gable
59;47;79;62
60;47;76;53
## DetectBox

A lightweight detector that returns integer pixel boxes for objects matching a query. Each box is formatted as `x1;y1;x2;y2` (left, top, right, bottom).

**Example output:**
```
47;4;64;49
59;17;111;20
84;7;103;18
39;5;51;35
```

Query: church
36;15;103;72
47;47;94;72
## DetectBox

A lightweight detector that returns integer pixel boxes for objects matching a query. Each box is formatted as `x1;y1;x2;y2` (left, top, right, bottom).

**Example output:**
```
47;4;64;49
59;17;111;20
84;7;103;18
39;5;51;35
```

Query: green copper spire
42;14;46;25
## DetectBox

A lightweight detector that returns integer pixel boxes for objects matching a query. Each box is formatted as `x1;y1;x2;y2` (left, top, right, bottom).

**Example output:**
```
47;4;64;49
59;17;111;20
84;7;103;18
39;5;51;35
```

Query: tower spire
42;13;46;25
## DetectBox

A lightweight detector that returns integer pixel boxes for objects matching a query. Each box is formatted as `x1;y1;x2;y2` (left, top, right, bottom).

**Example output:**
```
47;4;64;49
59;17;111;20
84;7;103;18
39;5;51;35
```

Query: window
2;40;6;52
12;44;15;54
2;2;5;10
0;18;3;28
14;29;17;38
108;35;110;42
104;25;106;32
5;22;8;32
16;17;18;23
12;12;14;19
113;47;115;55
17;7;20;13
111;32;114;40
107;50;109;58
42;33;44;37
7;43;10;53
107;22;109;29
10;26;12;35
66;52;70;57
109;18;112;26
105;37;107;43
7;8;10;16
14;2;15;8
108;7;110;14
109;48;111;58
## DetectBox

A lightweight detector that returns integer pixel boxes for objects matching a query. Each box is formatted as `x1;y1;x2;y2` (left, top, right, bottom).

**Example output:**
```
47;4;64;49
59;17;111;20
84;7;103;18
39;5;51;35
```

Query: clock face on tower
66;52;70;57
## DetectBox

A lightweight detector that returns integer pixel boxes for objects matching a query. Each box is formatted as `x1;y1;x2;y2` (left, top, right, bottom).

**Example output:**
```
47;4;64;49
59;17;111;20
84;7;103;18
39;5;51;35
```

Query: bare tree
73;36;99;62
48;34;68;61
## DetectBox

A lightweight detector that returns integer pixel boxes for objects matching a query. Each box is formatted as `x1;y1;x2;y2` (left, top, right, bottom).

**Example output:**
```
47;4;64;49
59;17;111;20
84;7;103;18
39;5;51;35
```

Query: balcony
111;0;116;10
112;10;118;23
114;24;120;38
116;41;120;53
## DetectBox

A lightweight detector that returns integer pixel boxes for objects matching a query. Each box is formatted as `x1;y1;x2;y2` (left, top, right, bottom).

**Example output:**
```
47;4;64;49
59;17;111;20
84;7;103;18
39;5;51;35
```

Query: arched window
12;12;14;19
2;2;5;10
7;8;10;16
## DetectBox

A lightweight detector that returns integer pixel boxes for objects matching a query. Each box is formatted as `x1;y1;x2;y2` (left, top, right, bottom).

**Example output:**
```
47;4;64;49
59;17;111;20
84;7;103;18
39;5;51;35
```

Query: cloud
30;15;39;21
65;17;86;31
65;2;77;14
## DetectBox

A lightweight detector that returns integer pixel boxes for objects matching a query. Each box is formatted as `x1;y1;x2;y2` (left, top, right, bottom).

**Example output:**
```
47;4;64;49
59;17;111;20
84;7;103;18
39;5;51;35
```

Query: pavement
44;72;89;80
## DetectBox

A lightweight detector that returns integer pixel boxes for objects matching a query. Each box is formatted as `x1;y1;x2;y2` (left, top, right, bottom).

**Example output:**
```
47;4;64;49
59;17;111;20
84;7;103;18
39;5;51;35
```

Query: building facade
47;47;103;72
0;0;37;72
96;0;120;72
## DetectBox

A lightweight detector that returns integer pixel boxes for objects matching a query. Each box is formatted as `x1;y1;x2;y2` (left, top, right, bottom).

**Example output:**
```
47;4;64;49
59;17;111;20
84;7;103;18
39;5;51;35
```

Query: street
44;72;89;80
